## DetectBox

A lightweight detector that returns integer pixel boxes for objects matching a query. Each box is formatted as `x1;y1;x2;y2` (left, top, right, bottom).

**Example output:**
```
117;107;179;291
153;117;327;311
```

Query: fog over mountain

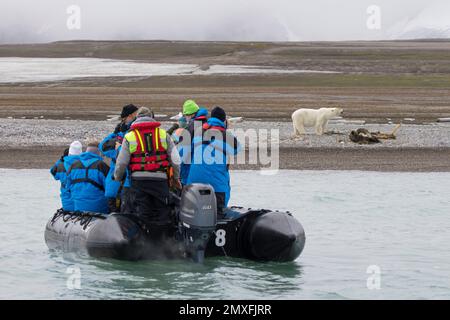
0;0;447;43
388;2;450;39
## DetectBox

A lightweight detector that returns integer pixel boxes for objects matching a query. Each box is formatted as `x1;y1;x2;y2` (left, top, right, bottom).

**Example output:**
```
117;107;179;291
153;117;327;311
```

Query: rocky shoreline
1;118;449;171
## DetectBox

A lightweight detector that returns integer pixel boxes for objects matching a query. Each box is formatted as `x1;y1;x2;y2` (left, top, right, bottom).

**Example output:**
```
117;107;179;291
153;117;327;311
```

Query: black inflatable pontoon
45;184;305;263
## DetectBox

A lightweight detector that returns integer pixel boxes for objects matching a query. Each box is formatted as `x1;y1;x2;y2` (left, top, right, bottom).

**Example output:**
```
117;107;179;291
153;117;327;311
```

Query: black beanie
211;106;226;122
120;104;138;119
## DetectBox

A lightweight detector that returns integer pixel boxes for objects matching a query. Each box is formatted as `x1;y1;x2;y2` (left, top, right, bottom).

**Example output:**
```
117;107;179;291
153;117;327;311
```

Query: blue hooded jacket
66;152;110;214
196;108;208;119
186;117;241;207
50;155;80;211
99;132;131;198
179;108;209;185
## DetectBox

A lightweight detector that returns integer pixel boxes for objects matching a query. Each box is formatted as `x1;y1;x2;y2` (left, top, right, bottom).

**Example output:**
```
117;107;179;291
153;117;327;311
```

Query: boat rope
50;209;107;230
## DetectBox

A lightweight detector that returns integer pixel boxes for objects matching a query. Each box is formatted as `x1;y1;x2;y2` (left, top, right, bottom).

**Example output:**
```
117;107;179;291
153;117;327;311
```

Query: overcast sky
0;0;448;43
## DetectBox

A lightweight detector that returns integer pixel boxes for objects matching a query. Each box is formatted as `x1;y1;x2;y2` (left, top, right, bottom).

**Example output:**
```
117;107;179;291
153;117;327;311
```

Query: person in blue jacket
50;141;83;211
99;132;130;212
66;141;110;214
178;100;209;185
186;106;241;217
99;104;138;212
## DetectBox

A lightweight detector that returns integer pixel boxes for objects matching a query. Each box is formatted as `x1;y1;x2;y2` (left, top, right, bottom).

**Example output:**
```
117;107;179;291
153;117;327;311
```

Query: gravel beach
1;118;449;171
2;118;450;149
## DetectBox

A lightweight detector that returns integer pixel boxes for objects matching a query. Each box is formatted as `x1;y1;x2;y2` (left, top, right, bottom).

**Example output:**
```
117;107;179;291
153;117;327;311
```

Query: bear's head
331;107;344;116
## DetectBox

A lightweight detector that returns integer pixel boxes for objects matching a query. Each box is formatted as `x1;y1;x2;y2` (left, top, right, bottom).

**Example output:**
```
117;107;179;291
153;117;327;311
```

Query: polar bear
292;107;343;136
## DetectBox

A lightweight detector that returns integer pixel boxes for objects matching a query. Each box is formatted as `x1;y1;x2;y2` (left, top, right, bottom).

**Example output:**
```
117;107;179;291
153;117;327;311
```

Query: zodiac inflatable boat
45;184;306;263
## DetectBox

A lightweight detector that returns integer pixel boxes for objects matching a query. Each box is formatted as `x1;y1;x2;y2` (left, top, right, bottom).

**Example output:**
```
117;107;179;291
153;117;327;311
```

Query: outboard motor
179;184;217;263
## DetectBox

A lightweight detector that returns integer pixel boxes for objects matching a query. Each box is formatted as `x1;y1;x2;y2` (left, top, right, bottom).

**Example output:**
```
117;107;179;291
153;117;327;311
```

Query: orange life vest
126;121;170;173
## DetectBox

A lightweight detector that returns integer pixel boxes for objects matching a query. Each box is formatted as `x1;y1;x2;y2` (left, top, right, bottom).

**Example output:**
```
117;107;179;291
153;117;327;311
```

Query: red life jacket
128;121;170;173
202;123;226;132
195;115;208;122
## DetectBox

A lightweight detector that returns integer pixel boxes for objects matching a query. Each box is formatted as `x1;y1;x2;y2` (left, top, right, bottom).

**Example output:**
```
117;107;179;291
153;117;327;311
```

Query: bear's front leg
315;121;324;135
293;122;306;137
321;120;329;135
315;117;328;136
315;127;323;135
298;124;306;135
292;122;299;137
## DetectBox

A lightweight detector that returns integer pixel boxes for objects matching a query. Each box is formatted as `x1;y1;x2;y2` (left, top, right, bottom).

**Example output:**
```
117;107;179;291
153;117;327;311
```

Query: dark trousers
128;179;172;230
215;192;226;219
107;197;118;213
120;187;131;213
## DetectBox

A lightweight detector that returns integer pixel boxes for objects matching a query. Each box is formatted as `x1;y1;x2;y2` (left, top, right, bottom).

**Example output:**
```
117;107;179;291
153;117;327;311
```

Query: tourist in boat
114;104;139;134
50;141;83;211
66;141;110;214
186;106;241;218
114;107;181;240
99;104;139;213
177;100;209;185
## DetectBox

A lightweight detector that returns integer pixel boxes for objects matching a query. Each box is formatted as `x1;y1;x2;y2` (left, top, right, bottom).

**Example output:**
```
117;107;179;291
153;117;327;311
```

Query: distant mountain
388;2;450;40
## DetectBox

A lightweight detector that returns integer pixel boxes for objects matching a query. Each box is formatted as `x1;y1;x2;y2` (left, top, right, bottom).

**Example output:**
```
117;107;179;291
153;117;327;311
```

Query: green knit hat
182;100;200;116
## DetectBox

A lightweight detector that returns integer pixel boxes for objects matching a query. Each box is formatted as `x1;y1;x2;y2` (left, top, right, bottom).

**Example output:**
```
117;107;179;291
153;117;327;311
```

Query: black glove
167;123;179;135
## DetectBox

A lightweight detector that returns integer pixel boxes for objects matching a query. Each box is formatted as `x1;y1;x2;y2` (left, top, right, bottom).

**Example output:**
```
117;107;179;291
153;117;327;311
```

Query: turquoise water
0;169;449;299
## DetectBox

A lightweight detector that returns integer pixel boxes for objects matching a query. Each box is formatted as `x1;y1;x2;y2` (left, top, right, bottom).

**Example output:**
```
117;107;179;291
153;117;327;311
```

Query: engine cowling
179;183;217;262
